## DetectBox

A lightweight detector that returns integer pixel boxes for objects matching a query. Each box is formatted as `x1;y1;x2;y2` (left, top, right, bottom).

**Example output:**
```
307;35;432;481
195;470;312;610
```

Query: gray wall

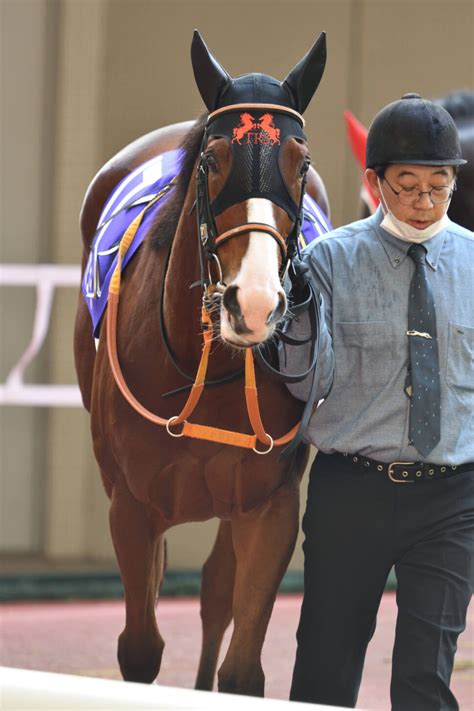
1;0;472;567
0;0;58;551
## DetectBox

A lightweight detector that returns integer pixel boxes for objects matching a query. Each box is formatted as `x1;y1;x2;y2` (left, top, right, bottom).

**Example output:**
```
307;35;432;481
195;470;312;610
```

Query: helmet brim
380;158;467;166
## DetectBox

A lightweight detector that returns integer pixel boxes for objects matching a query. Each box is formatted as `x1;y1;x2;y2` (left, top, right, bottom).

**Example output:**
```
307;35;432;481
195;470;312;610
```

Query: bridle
106;103;321;456
195;103;309;292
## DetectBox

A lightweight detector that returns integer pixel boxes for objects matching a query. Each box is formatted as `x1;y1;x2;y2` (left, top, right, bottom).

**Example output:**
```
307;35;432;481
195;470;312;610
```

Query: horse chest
104;419;292;524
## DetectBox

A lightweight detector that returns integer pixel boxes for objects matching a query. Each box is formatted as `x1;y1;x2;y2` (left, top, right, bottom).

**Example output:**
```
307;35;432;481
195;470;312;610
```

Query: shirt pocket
446;322;474;392
333;321;393;389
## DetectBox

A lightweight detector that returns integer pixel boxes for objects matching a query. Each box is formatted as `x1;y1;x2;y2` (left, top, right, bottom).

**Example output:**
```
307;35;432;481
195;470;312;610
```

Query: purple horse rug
82;148;332;336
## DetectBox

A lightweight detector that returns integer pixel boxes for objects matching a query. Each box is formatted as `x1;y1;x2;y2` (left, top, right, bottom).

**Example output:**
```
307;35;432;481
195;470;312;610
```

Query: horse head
191;30;326;347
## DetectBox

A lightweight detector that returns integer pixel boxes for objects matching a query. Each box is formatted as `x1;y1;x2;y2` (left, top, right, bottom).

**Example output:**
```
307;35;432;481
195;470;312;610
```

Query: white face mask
377;178;451;243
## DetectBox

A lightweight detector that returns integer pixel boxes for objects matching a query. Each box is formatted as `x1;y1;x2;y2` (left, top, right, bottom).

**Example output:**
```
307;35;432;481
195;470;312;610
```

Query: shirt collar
369;207;447;271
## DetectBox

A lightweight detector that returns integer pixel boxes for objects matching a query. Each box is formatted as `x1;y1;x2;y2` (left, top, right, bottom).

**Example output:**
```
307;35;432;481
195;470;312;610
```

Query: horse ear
282;32;327;114
191;30;232;111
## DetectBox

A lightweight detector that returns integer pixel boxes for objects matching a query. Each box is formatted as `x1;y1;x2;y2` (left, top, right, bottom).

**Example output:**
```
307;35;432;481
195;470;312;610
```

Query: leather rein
106;104;321;455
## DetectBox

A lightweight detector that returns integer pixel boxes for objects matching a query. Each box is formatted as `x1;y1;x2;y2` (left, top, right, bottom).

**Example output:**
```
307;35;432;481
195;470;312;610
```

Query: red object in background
344;110;379;213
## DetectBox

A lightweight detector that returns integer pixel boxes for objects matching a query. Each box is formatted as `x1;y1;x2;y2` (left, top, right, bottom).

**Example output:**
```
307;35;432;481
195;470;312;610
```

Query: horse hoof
217;663;265;697
117;632;164;684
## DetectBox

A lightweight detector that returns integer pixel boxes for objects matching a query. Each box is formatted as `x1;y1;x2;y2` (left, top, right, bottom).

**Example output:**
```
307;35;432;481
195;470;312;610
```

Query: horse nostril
266;291;287;325
223;284;242;318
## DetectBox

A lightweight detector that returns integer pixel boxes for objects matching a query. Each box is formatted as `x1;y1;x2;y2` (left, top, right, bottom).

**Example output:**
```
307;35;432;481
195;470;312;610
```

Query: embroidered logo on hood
232;113;281;146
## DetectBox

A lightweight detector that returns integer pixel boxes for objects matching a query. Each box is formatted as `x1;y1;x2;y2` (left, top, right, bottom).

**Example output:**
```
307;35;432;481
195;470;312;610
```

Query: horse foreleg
109;478;165;683
217;481;300;696
195;520;235;690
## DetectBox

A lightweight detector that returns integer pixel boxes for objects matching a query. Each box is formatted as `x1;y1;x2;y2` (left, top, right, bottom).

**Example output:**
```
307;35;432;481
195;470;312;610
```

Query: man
285;94;474;710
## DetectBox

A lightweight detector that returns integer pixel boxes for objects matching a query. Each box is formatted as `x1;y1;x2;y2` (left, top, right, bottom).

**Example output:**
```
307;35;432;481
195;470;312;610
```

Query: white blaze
221;198;283;343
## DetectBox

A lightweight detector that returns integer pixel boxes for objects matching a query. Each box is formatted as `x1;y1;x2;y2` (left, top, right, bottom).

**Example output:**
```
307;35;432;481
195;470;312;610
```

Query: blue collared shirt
283;208;474;465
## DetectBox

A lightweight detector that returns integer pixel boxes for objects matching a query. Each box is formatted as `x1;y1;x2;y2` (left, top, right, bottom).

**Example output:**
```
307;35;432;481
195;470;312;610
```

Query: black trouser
290;452;474;710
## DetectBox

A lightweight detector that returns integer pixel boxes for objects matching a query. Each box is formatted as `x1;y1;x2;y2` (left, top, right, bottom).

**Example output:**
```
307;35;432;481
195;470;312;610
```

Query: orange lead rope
106;198;303;453
244;349;300;448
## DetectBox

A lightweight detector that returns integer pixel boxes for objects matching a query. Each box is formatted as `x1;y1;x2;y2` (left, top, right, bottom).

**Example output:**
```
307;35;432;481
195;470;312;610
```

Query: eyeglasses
382;177;455;206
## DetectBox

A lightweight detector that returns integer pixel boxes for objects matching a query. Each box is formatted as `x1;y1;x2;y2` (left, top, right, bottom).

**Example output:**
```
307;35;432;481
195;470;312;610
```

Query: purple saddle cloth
82;148;332;336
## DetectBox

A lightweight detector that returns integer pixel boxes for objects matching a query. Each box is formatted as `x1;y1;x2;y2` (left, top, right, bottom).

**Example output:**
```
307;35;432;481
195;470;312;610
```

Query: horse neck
163;181;241;378
160;188;202;358
161;185;243;377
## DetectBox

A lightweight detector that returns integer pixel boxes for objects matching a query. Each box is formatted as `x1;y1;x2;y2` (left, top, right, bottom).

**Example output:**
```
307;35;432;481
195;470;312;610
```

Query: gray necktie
406;243;441;457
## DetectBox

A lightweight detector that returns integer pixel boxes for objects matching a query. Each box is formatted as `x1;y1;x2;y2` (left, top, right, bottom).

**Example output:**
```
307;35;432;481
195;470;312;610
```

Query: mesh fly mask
196;103;309;283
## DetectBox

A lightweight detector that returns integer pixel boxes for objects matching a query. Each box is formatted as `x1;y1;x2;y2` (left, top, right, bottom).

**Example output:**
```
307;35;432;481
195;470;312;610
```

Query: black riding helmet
366;93;467;168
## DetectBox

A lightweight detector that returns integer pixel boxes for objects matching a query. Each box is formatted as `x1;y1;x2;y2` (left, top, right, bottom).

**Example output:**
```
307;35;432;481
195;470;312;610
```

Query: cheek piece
196;108;309;284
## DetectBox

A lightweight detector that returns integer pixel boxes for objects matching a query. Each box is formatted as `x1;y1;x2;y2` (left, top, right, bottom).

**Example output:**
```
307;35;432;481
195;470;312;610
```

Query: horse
344;89;474;230
436;90;474;230
74;30;329;696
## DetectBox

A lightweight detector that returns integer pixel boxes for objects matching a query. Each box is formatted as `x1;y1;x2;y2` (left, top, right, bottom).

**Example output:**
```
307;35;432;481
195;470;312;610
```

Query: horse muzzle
221;284;287;347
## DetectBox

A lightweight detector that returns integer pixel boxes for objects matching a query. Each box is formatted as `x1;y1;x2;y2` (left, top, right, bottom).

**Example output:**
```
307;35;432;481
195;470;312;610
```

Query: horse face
205;135;311;347
191;30;326;346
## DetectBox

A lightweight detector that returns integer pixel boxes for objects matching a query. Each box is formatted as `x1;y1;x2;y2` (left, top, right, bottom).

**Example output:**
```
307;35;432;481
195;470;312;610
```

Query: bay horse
436;90;474;230
74;30;329;696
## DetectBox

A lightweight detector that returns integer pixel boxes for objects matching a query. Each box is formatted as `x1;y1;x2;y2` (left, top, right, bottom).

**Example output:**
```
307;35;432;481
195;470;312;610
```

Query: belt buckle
387;461;415;484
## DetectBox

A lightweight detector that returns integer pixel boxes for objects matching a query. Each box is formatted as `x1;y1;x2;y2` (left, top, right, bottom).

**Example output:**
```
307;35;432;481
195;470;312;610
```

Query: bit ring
166;416;185;438
252;434;274;455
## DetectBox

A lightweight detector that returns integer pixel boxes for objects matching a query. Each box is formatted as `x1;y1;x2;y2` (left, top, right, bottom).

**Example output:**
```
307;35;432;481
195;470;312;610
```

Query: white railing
0;264;83;407
0;666;349;710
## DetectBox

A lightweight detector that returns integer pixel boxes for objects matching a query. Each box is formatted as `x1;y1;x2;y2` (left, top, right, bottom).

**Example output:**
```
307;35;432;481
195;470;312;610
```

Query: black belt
336;451;474;484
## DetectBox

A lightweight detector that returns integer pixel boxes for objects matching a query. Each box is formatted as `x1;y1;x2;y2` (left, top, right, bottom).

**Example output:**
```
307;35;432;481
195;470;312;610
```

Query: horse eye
205;154;219;173
300;158;311;176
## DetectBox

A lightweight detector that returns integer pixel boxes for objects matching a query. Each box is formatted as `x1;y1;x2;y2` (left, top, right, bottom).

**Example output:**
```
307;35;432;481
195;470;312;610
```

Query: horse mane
435;90;474;123
149;112;208;249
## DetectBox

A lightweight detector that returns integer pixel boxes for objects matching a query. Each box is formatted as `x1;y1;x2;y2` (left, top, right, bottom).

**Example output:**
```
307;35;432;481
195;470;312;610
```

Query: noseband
196;103;308;289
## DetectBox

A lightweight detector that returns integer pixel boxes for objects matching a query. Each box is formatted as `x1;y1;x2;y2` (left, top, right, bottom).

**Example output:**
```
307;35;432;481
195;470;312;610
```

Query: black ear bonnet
191;30;327;114
206;109;306;220
192;30;326;222
192;30;326;263
215;72;295;109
